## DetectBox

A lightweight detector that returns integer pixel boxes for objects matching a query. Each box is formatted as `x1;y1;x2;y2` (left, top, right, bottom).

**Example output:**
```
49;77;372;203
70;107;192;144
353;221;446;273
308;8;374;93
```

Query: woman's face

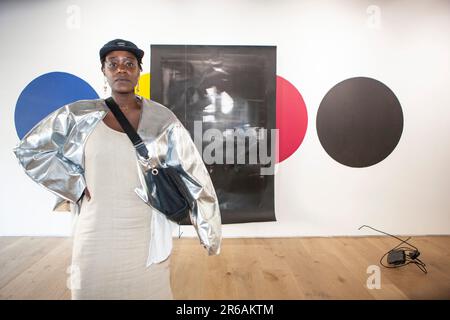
102;50;140;94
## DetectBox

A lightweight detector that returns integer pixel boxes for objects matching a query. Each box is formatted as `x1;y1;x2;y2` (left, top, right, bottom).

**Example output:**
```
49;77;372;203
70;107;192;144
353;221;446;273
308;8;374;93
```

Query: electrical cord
358;225;427;274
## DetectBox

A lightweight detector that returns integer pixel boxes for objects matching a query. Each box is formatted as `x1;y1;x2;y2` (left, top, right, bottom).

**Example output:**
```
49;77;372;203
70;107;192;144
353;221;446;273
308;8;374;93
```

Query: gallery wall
1;0;449;238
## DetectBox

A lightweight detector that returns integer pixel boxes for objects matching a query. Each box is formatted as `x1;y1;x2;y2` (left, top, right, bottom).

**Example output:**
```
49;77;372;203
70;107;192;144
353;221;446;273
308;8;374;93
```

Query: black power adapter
358;225;427;273
387;250;406;265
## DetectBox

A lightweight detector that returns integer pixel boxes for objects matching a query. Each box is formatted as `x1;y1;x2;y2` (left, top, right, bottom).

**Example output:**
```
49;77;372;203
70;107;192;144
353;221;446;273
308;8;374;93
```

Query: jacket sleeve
169;122;222;255
13;105;86;205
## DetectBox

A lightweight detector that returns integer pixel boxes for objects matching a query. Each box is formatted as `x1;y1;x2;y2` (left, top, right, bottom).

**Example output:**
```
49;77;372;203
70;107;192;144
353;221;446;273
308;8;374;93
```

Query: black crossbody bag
104;97;194;224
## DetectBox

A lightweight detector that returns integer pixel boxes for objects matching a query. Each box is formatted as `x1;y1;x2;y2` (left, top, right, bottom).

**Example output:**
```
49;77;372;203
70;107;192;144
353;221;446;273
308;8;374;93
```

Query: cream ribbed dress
70;120;173;300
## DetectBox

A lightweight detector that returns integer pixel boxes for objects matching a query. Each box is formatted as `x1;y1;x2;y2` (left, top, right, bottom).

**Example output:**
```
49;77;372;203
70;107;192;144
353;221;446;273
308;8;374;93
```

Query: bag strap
104;97;149;159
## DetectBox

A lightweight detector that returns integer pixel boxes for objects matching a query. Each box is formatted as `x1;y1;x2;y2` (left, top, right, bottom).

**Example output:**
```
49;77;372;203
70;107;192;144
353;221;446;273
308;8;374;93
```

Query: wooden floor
0;236;449;299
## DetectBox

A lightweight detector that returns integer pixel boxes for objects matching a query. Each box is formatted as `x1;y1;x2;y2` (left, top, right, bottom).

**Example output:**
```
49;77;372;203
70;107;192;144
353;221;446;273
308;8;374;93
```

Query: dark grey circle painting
317;77;403;168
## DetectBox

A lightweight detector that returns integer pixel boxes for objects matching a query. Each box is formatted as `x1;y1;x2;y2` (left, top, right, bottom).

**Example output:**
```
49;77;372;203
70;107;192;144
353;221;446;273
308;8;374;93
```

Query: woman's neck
112;92;139;110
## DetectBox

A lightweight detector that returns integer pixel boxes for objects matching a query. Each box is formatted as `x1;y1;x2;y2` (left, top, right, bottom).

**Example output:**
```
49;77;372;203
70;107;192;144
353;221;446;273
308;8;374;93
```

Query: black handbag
104;97;194;224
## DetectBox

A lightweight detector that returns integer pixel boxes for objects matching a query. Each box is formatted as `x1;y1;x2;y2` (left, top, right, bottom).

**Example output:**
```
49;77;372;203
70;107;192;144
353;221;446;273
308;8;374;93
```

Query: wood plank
0;238;72;300
0;237;23;252
370;236;450;299
0;237;64;290
0;236;449;300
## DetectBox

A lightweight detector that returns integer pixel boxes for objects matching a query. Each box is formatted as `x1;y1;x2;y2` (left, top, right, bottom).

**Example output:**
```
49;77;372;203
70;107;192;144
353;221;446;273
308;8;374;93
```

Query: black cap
99;39;144;62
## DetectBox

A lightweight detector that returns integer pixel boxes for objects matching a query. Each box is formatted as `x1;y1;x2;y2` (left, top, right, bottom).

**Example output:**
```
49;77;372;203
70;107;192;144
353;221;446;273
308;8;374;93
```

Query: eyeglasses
105;58;138;71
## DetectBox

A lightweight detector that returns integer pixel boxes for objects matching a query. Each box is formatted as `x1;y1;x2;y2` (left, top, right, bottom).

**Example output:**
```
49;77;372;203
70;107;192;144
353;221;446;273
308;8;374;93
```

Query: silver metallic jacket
13;97;222;255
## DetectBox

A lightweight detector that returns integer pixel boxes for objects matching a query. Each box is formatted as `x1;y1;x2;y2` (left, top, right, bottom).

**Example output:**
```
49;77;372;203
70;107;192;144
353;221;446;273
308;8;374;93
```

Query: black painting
150;45;276;224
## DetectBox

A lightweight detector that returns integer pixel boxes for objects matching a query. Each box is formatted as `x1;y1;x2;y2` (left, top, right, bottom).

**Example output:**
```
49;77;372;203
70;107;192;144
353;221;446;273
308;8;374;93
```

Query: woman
13;39;222;300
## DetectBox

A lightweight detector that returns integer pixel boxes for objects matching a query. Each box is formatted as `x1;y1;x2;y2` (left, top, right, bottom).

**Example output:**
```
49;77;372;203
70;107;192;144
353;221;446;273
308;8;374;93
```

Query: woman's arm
169;122;222;255
13;104;87;204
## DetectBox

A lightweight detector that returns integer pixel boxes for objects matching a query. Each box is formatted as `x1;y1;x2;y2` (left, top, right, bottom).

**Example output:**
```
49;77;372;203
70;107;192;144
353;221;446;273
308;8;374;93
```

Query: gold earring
103;77;108;95
136;81;140;94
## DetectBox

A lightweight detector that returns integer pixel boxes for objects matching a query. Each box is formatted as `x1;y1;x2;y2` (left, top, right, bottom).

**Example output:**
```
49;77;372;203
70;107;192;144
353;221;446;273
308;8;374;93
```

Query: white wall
1;0;449;238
